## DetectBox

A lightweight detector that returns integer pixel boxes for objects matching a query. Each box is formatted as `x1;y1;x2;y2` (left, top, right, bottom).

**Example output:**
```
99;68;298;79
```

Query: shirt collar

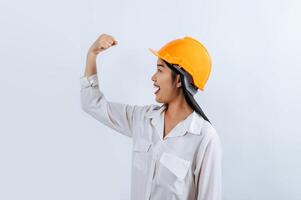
145;104;204;138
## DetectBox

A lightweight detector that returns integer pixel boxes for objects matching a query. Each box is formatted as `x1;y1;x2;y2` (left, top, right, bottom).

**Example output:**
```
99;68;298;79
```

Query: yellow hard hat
149;36;212;91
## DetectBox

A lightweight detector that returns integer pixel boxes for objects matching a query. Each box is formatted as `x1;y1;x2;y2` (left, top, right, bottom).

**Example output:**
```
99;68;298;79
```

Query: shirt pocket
133;138;152;174
156;152;191;195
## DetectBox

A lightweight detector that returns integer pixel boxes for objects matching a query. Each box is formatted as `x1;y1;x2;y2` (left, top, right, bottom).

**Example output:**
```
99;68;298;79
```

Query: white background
0;0;300;199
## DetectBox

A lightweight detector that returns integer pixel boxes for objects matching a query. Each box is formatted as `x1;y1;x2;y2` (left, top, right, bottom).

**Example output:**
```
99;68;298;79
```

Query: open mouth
153;85;160;94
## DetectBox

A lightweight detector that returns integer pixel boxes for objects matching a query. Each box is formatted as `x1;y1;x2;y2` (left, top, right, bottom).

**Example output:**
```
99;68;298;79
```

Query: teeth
153;86;160;93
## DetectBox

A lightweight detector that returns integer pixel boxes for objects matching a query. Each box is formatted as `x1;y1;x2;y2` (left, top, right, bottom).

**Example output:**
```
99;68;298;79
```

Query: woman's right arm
80;34;151;138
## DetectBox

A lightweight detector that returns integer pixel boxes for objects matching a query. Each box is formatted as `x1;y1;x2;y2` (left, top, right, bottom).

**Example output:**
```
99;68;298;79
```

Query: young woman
80;34;222;200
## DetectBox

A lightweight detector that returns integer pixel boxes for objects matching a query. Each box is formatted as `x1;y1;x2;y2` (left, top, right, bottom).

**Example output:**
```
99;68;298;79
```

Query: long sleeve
195;131;222;200
80;73;150;138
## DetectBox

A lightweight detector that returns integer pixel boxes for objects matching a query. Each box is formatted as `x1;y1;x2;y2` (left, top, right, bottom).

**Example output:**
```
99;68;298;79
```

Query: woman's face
151;58;181;103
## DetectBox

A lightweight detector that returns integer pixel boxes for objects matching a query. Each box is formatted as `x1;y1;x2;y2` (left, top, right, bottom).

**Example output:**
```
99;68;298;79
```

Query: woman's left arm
194;131;223;200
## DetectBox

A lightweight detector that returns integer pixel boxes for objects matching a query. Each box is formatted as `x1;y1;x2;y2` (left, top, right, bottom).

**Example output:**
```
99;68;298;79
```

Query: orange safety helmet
149;36;212;91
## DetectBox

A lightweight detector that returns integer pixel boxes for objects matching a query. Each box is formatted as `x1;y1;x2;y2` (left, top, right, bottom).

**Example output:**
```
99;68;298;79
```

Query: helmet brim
148;48;160;57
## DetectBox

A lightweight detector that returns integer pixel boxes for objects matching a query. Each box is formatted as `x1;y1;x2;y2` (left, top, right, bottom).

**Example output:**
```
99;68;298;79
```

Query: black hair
162;60;211;123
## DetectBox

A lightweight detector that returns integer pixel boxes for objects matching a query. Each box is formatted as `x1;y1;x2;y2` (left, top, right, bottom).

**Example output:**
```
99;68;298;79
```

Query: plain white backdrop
0;0;300;199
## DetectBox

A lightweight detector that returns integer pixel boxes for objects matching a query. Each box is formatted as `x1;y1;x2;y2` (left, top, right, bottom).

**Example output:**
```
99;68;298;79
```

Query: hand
88;34;118;56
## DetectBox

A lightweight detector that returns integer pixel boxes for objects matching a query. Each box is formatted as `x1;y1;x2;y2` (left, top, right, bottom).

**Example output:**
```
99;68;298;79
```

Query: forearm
83;33;117;77
84;52;97;77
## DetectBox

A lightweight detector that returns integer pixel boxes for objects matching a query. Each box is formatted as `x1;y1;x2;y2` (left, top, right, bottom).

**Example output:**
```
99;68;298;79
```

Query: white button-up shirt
80;74;222;200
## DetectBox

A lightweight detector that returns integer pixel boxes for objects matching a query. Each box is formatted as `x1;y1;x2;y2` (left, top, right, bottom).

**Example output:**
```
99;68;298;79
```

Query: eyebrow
157;64;165;68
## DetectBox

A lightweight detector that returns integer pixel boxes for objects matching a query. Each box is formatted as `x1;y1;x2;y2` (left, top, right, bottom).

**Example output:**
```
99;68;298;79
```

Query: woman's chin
154;96;160;102
155;96;165;103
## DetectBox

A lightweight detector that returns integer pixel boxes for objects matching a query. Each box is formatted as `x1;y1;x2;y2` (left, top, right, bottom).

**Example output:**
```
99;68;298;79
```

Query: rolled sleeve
80;73;98;88
80;73;149;138
195;132;222;200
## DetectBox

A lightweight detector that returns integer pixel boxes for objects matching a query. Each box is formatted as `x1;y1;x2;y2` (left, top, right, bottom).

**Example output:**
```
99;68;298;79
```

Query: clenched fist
88;34;118;56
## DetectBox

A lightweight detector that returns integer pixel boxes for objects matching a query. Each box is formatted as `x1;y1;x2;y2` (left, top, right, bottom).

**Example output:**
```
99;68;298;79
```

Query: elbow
81;102;90;113
80;88;105;115
80;93;92;114
80;101;90;114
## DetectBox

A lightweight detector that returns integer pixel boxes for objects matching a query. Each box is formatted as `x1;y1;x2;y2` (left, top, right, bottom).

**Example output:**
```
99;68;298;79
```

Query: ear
176;75;181;88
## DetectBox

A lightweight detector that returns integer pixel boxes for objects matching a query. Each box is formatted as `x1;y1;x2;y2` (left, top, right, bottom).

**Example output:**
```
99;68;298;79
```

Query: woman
80;34;222;200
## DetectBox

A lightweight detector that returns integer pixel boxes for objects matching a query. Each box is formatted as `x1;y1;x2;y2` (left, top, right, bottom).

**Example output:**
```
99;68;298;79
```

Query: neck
165;93;193;120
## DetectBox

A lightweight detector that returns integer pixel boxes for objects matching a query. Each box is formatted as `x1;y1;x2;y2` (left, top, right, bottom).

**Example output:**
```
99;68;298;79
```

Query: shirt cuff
80;73;99;88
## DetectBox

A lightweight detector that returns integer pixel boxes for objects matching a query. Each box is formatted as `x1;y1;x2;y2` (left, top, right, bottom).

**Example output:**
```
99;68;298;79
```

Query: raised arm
80;34;151;138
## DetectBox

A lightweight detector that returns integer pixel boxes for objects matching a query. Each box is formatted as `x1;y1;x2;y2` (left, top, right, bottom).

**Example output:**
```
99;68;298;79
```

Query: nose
151;73;156;82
